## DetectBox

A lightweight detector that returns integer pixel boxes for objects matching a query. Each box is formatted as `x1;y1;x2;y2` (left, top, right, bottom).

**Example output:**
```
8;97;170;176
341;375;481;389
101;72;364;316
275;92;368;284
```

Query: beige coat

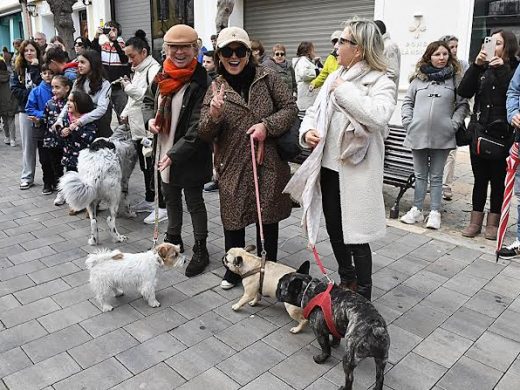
199;66;298;230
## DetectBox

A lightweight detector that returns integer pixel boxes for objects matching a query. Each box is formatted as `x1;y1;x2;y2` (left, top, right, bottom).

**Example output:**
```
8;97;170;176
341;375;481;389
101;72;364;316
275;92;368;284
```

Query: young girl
42;75;71;205
58;90;96;172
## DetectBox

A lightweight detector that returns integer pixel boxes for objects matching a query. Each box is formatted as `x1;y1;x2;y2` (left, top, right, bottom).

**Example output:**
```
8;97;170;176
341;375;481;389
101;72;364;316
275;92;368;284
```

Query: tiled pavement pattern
1;133;520;389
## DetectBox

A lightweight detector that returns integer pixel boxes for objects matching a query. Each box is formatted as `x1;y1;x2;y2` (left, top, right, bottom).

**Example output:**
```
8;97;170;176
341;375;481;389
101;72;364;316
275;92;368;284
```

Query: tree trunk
46;0;77;60
18;0;33;38
216;0;235;34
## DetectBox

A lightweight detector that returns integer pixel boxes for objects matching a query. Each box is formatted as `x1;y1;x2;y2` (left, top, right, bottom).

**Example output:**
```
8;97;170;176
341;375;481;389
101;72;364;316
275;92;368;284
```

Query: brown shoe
462;211;484;238
485;213;500;240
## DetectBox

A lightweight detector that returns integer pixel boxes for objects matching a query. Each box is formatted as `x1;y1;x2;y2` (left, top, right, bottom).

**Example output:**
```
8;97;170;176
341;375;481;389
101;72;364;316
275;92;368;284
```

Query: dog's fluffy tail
58;171;97;211
85;249;123;269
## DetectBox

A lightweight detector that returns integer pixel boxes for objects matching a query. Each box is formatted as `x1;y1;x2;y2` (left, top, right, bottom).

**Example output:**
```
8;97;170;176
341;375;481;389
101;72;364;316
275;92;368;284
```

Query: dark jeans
161;181;207;240
223;222;279;284
134;141;165;208
470;153;506;214
320;167;372;286
38;141;63;187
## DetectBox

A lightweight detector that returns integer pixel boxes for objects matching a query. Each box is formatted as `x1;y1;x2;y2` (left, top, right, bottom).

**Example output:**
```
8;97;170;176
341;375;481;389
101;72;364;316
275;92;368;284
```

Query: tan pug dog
223;246;309;333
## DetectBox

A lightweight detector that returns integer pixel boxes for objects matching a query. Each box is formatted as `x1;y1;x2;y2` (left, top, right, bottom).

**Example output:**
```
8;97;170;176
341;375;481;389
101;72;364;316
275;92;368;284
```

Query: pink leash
250;137;267;295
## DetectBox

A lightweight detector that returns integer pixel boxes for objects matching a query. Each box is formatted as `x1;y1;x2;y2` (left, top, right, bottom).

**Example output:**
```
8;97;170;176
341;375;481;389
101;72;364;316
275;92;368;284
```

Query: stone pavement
1;135;520;390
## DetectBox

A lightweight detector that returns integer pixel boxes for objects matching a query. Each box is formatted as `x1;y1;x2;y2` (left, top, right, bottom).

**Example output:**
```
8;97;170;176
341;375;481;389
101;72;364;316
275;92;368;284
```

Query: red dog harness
303;282;343;340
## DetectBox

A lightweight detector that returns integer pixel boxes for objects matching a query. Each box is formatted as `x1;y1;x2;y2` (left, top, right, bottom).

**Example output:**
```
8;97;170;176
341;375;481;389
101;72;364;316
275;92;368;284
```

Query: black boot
185;239;209;277
164;233;184;253
357;284;372;301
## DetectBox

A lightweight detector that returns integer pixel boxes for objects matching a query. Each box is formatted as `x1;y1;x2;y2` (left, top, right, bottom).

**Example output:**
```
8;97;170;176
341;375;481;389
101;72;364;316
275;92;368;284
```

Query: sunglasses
74;42;84;47
274;52;285;57
220;45;248;58
339;37;357;46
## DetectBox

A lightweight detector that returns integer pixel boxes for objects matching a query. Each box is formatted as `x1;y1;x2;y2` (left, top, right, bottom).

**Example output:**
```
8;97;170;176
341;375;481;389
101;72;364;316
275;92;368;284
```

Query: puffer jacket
401;72;469;150
10;65;41;113
293;56;319;111
121;56;161;140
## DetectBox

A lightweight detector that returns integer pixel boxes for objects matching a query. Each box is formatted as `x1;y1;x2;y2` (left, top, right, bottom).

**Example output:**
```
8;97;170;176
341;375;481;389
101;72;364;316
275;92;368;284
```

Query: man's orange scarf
154;57;197;134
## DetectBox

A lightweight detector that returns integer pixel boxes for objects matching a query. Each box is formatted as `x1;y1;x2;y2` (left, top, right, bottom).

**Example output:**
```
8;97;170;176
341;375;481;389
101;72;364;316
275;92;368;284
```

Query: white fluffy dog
59;138;127;246
85;243;184;312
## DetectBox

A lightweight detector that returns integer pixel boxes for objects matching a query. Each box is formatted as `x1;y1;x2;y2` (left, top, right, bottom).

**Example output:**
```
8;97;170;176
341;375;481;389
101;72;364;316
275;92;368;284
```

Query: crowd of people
1;18;520;296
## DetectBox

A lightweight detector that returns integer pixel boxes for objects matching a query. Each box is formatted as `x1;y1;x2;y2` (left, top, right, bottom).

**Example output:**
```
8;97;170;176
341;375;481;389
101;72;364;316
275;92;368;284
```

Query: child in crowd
42;75;71;206
0;58;17;146
25;64;54;194
58;89;96;172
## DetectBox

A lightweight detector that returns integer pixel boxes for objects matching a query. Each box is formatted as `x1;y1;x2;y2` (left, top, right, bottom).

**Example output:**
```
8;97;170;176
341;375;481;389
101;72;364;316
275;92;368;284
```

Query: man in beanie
148;24;212;277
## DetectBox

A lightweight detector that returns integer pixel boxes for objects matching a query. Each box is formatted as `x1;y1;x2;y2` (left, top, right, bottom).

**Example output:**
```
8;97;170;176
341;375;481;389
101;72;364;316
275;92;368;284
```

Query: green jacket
311;53;339;88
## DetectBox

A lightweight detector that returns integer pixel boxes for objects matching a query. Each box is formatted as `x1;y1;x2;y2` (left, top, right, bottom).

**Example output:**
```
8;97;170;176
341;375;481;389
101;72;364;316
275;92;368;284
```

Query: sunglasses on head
274;52;285;57
339;37;357;46
220;45;248;58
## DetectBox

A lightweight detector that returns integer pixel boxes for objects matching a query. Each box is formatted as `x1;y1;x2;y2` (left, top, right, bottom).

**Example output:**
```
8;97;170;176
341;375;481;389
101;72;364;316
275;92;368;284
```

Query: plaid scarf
154;57;197;134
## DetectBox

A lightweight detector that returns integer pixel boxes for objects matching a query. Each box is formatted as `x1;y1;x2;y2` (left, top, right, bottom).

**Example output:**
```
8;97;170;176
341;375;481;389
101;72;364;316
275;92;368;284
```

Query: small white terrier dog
86;243;184;312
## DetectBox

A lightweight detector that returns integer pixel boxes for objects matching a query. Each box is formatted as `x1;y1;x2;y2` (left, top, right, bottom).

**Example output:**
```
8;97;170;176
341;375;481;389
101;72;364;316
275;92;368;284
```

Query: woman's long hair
296;41;314;59
76;49;106;95
14;40;41;77
412;41;461;81
342;19;387;72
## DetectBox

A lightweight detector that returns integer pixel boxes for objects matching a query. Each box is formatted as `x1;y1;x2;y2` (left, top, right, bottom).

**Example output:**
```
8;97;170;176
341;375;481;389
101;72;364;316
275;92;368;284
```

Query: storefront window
470;0;520;61
151;0;194;39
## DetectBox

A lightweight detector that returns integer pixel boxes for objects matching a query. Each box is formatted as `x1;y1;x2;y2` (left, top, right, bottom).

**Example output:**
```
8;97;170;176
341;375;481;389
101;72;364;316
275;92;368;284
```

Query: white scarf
283;61;371;245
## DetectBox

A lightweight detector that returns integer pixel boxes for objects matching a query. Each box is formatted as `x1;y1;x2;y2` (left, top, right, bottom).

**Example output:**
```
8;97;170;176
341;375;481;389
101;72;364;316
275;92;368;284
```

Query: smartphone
483;36;496;59
102;27;111;34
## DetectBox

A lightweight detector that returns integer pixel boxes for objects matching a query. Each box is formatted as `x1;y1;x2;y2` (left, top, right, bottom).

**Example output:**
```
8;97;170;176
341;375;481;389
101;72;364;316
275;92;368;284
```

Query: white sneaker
144;208;168;224
400;207;424;224
10;140;16;147
426;210;441;229
220;280;236;290
54;192;66;206
3;137;9;145
131;199;154;213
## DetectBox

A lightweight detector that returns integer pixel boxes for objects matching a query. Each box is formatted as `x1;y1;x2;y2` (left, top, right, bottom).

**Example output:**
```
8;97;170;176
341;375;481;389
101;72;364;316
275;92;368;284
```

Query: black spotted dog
276;272;390;390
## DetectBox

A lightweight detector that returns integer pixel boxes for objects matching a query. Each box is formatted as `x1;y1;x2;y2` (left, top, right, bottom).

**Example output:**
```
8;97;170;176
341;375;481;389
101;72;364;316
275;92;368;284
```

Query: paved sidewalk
1;138;520;390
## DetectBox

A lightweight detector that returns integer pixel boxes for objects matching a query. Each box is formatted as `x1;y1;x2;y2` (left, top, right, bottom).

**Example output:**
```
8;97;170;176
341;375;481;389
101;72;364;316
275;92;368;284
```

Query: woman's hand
488;56;504;68
158;154;172;171
61;127;71;137
246;122;267;142
30;58;39;66
149;118;160;134
209;83;225;120
304;130;320;149
69;121;79;132
27;116;38;124
475;50;487;66
512;113;520;129
95;26;103;39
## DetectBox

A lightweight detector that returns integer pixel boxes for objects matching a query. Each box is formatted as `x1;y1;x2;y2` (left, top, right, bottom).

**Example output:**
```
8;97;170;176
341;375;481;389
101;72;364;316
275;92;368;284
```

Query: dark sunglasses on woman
274;52;285;57
74;42;84;47
220;45;248;58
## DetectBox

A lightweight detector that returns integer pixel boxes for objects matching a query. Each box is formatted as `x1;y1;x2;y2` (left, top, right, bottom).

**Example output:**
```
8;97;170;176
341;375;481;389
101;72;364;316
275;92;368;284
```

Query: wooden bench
384;125;415;219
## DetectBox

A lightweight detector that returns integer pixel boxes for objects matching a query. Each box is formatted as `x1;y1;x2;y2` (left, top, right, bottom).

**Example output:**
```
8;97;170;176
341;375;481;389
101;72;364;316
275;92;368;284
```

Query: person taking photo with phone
457;30;519;239
91;20;130;117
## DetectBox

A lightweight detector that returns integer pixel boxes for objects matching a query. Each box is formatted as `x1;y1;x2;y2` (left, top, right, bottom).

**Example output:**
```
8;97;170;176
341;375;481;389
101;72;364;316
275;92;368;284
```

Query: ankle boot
164;234;184;253
185;239;209;277
485;213;500;240
461;211;484;238
357;284;372;301
339;280;358;292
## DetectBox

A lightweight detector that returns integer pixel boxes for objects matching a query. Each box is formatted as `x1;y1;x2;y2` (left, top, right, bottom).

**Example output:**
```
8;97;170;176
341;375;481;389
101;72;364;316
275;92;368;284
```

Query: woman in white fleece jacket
285;20;395;301
120;30;163;222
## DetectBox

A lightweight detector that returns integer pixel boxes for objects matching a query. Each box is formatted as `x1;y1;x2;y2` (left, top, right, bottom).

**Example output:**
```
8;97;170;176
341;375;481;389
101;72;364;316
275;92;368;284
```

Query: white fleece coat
121;56;161;140
285;62;396;245
293;56;319;111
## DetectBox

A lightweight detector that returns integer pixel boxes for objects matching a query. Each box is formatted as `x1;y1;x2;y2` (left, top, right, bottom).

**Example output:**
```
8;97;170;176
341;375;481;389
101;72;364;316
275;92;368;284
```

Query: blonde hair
342;18;387;72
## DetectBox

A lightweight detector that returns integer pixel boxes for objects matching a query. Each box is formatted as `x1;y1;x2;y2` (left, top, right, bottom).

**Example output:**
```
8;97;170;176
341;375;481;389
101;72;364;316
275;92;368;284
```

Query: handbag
276;116;302;161
470;120;511;160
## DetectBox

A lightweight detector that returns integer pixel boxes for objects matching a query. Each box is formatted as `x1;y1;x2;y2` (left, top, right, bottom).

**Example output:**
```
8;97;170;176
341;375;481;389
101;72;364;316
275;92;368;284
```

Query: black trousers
470;153;506;213
161;181;208;241
134;141;165;208
223;222;279;284
320;167;372;286
38;142;63;187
